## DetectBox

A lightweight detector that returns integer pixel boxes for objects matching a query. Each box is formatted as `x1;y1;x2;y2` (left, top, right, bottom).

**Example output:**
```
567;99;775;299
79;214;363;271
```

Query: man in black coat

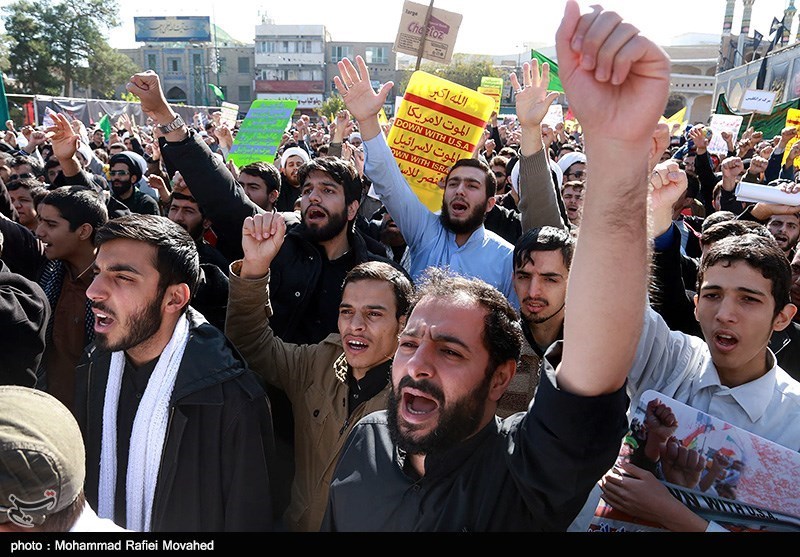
0;230;50;387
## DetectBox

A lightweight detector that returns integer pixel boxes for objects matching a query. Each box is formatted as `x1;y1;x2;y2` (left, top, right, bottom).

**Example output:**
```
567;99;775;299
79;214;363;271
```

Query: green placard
480;76;503;90
228;99;298;167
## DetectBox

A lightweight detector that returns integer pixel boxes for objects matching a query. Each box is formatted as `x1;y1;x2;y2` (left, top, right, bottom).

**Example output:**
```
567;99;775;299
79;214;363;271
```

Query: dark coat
0;260;49;387
269;221;403;344
74;308;279;532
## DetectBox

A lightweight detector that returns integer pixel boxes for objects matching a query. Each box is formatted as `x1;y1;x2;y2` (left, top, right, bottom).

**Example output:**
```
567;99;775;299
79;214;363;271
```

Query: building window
167;58;181;73
193;53;202;68
218;56;227;74
365;47;388;65
146;54;157;71
330;45;352;63
238;56;250;74
238;85;251;101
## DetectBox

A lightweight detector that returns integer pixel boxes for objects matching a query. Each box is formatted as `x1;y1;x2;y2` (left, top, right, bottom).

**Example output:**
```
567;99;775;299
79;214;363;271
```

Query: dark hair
698;233;791;316
700;219;771;248
343;261;413;318
169;190;204;217
7;177;48;203
445;158;497;197
514;226;575;271
95;214;200;301
700;210;736;233
239;161;281;194
408;267;522;374
489;155;509;170
39;186;108;242
296;156;362;206
9;155;43;177
43;157;62;172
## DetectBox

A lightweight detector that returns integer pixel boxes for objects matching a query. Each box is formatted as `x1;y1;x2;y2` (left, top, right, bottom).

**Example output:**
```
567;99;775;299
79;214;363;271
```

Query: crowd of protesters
1;0;800;534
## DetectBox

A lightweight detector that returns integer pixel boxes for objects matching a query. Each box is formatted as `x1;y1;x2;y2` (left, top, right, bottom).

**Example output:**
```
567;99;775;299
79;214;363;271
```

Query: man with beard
167;190;228;271
107;152;159;216
336;59;516;304
74;214;278;532
321;0;665;532
123;69;403;522
733;178;800;261
766;213;800;260
226;211;412;531
166;190;230;331
274;146;310;212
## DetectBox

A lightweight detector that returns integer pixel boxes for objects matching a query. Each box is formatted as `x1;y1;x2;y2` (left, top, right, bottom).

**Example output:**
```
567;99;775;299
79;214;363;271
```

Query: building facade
254;24;327;118
325;41;402;116
119;26;255;116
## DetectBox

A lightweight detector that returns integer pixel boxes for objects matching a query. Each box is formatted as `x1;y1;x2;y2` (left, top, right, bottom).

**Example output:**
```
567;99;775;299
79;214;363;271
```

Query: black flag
756;18;786;89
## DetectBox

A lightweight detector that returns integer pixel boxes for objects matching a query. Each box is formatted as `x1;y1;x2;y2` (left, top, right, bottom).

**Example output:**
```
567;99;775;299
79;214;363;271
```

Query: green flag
0;71;9;125
97;114;112;141
209;83;225;102
530;50;564;94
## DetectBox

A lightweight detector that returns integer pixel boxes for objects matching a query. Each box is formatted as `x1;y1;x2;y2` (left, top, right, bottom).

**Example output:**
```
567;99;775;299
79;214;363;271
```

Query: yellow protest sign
378;107;389;125
388;71;495;211
480;77;503;114
477;86;501;114
782;108;800;167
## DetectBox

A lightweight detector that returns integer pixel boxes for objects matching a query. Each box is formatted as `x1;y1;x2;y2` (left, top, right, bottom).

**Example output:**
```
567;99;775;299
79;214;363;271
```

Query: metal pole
415;0;434;71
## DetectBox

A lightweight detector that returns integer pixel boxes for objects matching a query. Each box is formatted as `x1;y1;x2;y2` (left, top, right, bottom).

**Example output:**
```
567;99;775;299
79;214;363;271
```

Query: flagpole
415;0;434;71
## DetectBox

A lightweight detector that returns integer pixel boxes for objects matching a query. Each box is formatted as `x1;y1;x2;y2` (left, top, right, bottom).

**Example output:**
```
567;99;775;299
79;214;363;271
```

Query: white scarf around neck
97;313;190;531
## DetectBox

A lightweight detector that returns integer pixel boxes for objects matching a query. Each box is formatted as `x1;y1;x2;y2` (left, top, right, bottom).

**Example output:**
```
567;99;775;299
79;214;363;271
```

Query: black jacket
160;130;281;264
0;260;49;387
74;308;279;532
322;369;629;531
269;221;403;344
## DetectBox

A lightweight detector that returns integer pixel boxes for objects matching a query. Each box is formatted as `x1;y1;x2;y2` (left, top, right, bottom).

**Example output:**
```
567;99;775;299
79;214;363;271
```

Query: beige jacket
226;262;390;532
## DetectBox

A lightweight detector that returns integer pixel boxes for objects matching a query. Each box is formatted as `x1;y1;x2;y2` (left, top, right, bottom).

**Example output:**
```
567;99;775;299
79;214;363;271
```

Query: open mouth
92;308;116;332
345;338;370;354
450;200;469;216
713;331;739;352
305;206;327;222
402;390;439;417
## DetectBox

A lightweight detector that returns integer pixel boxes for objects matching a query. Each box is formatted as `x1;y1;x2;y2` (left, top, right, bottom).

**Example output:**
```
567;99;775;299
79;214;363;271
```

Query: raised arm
226;211;318;397
556;0;671;396
511;60;568;231
334;57;393;142
126;70;263;262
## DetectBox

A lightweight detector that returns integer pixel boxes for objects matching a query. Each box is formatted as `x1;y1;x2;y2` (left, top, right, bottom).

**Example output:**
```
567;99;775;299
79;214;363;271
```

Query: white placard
542;104;564;129
735;181;800;206
219;101;239;129
708;114;744;155
739;89;778;114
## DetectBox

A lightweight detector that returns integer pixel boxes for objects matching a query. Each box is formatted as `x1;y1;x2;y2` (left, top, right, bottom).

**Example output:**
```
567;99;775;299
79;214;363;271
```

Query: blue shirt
364;134;517;306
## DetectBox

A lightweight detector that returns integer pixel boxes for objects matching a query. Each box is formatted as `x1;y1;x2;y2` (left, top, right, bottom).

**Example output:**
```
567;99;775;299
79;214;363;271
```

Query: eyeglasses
109;170;130;177
566;170;587;179
493;171;506;179
9;173;33;181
